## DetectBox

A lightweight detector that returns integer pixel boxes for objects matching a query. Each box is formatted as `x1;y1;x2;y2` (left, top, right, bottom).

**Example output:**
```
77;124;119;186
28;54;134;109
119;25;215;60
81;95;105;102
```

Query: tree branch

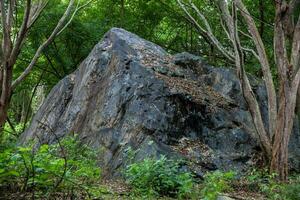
57;0;95;36
7;0;16;35
177;0;235;62
216;0;272;156
235;0;277;140
0;0;11;60
27;0;49;29
12;0;76;89
9;0;32;67
291;14;300;72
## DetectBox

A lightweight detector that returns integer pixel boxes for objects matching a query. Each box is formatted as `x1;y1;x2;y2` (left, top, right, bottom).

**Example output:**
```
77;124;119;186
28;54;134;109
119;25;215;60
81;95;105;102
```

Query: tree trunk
178;0;300;182
270;82;298;181
270;137;289;181
258;0;264;37
0;91;11;133
120;0;125;27
271;101;289;181
296;87;300;127
0;62;13;134
0;106;7;128
270;111;292;181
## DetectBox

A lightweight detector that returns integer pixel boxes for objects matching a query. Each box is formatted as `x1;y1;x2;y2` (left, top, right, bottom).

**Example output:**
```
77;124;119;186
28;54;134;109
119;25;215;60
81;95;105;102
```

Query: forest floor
89;179;266;200
0;180;266;200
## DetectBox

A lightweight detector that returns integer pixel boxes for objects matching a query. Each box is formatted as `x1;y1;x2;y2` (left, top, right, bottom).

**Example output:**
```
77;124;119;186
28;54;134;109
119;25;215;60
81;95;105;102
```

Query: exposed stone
217;195;235;200
20;28;300;177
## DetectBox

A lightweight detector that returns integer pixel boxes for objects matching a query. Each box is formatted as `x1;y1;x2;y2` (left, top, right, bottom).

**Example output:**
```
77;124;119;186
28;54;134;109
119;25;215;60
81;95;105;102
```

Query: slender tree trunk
297;89;300;126
0;108;7;129
271;91;289;181
178;0;300;181
0;0;83;139
271;78;299;181
271;136;289;181
271;99;295;181
258;0;264;37
0;65;13;131
120;0;125;27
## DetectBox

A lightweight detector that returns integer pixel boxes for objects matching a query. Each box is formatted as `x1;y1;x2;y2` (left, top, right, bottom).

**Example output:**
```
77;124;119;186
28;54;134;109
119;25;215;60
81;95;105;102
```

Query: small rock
153;65;169;75
217;195;235;200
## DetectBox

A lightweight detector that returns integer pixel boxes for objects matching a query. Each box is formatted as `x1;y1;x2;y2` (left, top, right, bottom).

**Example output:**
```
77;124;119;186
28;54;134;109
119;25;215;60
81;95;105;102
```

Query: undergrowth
245;168;300;200
1;130;299;200
0;134;105;199
200;170;236;200
125;154;194;199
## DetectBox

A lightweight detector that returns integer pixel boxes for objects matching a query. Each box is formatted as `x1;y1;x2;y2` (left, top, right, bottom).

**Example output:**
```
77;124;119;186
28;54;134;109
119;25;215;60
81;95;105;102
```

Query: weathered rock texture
20;28;300;176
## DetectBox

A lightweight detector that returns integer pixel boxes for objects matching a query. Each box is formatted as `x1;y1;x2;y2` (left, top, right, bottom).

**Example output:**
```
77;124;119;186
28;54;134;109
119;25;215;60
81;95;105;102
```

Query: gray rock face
20;28;300;176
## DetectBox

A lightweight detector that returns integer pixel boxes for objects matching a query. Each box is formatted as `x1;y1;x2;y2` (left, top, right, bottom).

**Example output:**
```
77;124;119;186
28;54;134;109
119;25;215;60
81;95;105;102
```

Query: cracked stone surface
20;28;300;177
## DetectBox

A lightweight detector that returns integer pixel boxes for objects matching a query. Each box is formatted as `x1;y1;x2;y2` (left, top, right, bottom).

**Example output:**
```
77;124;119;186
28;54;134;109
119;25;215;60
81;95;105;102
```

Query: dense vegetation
1;135;300;199
1;0;300;199
2;0;277;131
0;134;103;199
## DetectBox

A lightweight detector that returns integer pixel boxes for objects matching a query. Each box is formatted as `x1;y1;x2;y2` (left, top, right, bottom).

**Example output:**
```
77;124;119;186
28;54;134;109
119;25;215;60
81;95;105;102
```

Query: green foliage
261;177;300;200
0;136;103;199
246;169;300;200
125;155;194;198
259;177;284;200
200;170;236;200
282;180;300;200
245;168;281;199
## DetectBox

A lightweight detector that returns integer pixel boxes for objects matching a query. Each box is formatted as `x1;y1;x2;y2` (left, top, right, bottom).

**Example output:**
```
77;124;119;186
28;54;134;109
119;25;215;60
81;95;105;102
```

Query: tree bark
0;0;93;138
271;85;298;180
258;0;264;37
0;65;13;130
178;0;300;181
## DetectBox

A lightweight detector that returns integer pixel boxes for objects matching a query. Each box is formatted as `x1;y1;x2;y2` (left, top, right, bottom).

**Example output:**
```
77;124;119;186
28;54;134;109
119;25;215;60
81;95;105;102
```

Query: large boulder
20;28;300;177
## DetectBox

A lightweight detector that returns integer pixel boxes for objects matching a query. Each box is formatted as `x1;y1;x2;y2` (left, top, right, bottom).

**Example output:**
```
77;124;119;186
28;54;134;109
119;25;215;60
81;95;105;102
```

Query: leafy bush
200;170;235;200
246;168;279;197
282;181;300;200
125;155;194;198
246;169;300;200
0;136;104;199
260;178;300;200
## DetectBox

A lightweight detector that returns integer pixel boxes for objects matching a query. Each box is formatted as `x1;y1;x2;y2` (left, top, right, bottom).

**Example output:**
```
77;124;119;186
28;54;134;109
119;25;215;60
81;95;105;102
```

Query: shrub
200;170;235;200
282;181;300;200
259;175;284;200
246;168;300;200
125;155;194;198
0;135;104;199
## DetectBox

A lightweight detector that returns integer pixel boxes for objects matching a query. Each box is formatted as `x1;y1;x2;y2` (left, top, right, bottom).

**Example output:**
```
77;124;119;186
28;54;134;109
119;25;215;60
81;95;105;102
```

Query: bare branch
238;29;252;40
216;0;272;156
57;0;95;36
289;0;300;17
293;66;300;95
27;0;49;29
7;0;16;33
12;0;76;89
9;0;32;66
177;0;235;62
291;14;300;72
220;16;231;40
0;0;10;60
235;0;277;139
190;1;235;60
242;47;260;60
274;1;290;81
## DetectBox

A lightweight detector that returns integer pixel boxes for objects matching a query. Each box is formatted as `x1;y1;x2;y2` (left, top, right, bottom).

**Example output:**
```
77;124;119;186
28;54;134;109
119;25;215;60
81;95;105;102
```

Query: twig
36;120;68;198
6;116;17;134
22;71;45;132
